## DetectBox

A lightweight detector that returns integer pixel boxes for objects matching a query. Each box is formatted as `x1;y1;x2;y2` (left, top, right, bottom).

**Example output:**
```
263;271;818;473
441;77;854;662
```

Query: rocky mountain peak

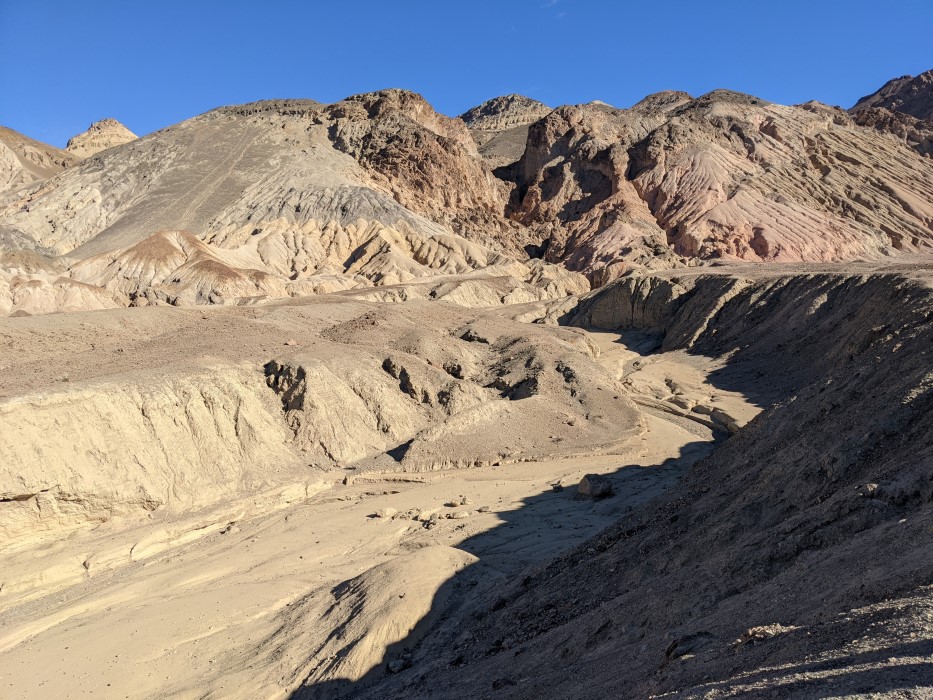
459;94;552;132
850;69;933;120
66;118;137;159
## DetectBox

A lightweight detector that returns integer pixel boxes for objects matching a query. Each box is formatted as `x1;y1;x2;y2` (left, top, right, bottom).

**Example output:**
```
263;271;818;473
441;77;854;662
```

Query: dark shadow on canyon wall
290;438;714;700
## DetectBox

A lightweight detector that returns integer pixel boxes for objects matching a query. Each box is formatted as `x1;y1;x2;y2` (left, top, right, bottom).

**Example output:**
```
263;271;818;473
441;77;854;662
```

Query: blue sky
1;0;931;147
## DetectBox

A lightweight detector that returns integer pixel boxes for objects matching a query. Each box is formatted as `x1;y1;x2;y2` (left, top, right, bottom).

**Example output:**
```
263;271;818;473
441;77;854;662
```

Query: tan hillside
0;126;78;194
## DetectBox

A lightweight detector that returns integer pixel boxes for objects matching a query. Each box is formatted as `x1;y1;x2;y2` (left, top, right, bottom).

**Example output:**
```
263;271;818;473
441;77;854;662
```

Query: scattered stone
284;339;299;346
551;482;564;492
735;624;798;647
578;474;613;499
477;505;491;513
376;507;397;519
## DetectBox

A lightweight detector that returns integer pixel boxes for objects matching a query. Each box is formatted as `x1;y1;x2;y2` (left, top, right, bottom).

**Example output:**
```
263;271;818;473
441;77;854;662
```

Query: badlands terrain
0;70;931;698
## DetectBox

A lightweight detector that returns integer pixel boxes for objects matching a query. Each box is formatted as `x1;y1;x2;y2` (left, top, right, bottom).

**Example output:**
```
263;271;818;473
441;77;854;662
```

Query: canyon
0;71;931;698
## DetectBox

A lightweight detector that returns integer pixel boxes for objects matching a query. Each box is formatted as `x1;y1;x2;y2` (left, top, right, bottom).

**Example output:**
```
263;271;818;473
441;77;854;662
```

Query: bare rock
578;474;613;499
851;69;933;121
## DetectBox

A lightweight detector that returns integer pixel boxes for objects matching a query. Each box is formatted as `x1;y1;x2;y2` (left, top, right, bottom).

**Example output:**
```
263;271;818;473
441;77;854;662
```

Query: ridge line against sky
1;0;931;147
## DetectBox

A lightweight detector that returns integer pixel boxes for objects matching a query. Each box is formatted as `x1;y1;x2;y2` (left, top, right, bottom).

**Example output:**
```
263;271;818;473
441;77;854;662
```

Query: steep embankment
0;367;300;547
349;264;933;699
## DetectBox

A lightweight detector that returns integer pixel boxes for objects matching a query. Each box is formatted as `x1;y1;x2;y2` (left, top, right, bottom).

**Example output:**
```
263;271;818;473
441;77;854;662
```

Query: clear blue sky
1;0;931;147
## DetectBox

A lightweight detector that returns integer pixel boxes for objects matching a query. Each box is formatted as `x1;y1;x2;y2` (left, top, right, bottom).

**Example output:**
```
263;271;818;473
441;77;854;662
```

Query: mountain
1;82;932;315
851;69;933;120
0;91;583;315
65;118;138;158
349;266;933;700
503;91;933;282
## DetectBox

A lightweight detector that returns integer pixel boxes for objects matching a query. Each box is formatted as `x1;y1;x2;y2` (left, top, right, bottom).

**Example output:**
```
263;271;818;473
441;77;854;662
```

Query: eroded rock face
65;118;137;159
460;95;553;133
503;91;933;278
852;106;933;157
0;92;586;314
851;69;933;121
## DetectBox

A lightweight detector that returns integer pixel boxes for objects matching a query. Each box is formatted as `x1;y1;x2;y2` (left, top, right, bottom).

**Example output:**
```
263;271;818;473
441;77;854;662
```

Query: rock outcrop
852;106;933;157
65;118;137;158
460;94;552;133
851;69;933;120
459;94;553;168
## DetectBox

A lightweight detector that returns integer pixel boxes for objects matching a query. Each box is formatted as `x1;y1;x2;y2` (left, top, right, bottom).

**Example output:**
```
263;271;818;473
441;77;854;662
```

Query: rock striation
498;91;933;282
65;118;137;159
351;264;933;700
459;94;553;167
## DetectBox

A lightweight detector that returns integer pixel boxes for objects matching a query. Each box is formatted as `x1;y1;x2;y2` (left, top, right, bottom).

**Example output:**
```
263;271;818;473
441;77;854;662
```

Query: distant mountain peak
66;118;137;158
459;95;552;131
